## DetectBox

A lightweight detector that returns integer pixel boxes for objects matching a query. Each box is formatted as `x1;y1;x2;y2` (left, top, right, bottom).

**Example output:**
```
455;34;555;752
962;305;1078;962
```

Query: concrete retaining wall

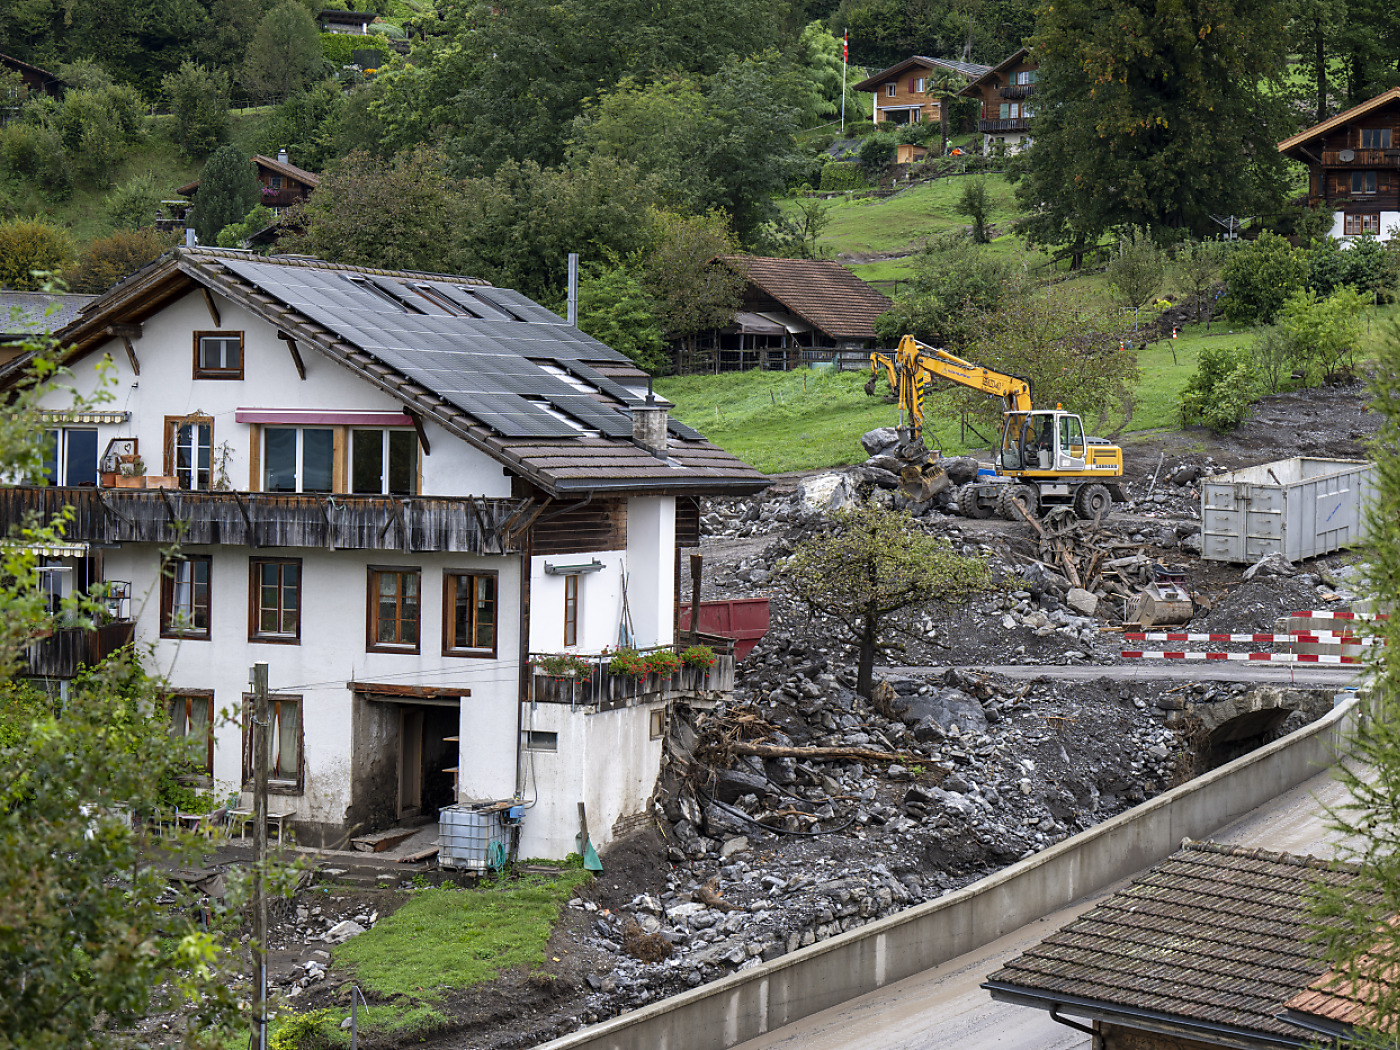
536;694;1359;1050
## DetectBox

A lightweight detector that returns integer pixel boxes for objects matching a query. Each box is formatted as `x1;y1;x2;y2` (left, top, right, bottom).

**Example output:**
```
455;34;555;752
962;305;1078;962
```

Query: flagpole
841;29;848;136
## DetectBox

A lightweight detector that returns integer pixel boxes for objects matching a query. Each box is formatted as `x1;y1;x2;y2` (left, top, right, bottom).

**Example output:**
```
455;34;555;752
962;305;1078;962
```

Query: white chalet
0;247;767;859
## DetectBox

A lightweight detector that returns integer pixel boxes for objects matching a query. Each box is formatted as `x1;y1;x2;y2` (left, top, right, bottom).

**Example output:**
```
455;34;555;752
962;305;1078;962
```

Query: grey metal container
1200;457;1374;564
438;804;510;872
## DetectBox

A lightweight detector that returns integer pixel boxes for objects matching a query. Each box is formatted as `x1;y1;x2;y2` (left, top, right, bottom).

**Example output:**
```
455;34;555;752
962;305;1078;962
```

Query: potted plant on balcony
111;456;147;489
643;648;681;685
532;652;592;679
679;644;716;688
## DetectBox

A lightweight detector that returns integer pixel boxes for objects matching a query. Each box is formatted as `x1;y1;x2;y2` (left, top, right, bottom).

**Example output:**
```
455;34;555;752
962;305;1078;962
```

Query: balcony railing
529;643;736;711
259;188;310;209
27;621;136;678
1321;150;1400;167
999;84;1035;99
979;117;1031;133
0;487;534;555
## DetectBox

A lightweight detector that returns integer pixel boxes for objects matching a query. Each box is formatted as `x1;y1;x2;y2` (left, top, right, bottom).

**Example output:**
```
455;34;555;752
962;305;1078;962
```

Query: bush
162;61;230;159
216;204;275;248
680;644;716;669
818;161;867;191
69;228;177;293
857;132;897;172
105;174;163;232
1179;346;1259;432
1276;285;1367;385
0;123;72;199
0;218;74;290
1308;235;1399;302
642;650;680;676
1219;231;1307;325
320;32;394;68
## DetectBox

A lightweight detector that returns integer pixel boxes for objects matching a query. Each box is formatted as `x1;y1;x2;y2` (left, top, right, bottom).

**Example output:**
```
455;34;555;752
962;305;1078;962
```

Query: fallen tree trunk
727;742;909;764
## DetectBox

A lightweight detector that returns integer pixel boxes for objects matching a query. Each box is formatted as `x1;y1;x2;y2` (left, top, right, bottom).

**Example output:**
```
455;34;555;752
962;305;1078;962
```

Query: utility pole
250;661;269;1050
840;29;848;137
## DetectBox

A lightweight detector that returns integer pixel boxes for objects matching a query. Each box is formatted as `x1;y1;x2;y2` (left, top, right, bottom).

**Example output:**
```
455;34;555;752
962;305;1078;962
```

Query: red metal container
677;598;770;660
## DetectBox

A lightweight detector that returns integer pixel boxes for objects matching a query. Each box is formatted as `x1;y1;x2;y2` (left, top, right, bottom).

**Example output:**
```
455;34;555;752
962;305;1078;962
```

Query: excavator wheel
900;462;950;501
998;484;1039;522
1074;482;1113;521
956;483;994;519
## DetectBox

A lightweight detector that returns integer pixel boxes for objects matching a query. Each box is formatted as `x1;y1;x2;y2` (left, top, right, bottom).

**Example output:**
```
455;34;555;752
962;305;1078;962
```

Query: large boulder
860;427;900;457
890;688;988;735
1066;587;1099;617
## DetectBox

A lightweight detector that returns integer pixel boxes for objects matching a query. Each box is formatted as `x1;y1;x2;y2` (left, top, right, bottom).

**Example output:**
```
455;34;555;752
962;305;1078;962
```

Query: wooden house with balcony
1278;87;1400;242
0;246;767;858
0;53;64;126
175;150;320;222
958;47;1038;153
852;56;990;128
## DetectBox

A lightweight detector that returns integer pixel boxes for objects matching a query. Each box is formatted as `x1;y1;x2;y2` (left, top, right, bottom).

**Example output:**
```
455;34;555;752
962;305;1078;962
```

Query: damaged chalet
0;246;767;858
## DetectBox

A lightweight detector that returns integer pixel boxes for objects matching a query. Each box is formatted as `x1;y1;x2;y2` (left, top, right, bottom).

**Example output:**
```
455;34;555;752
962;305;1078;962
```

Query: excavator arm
865;335;1032;440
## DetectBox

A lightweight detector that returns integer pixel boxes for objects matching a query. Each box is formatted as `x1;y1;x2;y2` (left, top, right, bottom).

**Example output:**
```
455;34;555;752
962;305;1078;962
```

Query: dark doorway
396;703;459;820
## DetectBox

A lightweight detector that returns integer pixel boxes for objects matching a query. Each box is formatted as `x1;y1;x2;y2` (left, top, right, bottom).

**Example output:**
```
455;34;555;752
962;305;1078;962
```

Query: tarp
732;311;786;336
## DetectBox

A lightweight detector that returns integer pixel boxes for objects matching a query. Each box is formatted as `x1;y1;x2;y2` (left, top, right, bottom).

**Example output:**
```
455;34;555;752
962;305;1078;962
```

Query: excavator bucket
899;461;949;501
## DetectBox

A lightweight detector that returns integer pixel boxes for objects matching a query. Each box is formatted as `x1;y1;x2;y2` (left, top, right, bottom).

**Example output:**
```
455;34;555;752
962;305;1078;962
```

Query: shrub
105;174;163;232
1219;231;1307;325
1308;235;1399;302
69;228;176;294
0;122;72;198
680;644;717;669
216;204;275;248
162;62;230;159
1179;346;1258;432
818;161;866;191
320;32;394;68
1276;285;1367;384
0;218;74;290
857;131;897;172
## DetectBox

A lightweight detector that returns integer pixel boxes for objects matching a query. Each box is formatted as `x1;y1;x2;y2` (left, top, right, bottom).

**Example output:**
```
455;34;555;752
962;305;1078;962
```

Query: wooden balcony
980;117;1031;133
999;84;1035;99
530;645;737;711
1321;150;1400;167
0;487;534;555
27;621;135;678
259;188;310;209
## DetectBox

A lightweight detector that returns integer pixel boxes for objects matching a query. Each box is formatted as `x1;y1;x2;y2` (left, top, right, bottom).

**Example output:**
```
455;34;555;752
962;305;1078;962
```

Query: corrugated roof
42;248;767;497
0;292;97;339
1278;87;1400;155
720;256;891;340
985;841;1367;1044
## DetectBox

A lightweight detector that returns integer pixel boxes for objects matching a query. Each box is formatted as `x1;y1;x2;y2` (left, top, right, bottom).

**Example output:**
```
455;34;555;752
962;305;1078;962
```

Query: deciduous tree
162;61;231;159
69;227;176;293
780;503;994;698
641;210;744;372
0;218;73;290
1219;231;1308;326
242;0;328;100
1106;226;1165;329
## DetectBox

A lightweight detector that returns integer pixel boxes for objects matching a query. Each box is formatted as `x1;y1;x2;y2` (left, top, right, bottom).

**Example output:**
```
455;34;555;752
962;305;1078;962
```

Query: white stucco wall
625;497;675;649
1327;209;1400;244
100;543;523;829
516;698;665;859
527;552;628;653
37;289;510;497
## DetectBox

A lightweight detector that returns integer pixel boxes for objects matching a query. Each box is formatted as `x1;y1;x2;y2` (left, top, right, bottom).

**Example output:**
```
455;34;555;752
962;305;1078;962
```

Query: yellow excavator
865;335;1126;520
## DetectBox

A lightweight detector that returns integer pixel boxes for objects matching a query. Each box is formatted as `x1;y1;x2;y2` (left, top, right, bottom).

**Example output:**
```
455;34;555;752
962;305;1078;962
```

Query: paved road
734;768;1356;1050
885;663;1364;688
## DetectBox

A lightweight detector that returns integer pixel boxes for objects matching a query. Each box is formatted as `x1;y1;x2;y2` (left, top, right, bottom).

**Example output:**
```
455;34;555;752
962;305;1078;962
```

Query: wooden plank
200;288;221;327
119;336;140;376
277;331;306;380
406;408;431;455
347;682;471;699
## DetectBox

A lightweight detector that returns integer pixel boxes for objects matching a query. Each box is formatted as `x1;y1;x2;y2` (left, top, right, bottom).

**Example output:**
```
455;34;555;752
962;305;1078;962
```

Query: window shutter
909;76;916;92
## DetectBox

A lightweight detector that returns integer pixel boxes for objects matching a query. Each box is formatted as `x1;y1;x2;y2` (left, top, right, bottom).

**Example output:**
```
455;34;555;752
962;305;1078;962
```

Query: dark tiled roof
720;256;891;340
0;292;97;338
45;248;767;497
177;154;319;197
985;841;1366;1044
853;56;992;92
958;47;1032;95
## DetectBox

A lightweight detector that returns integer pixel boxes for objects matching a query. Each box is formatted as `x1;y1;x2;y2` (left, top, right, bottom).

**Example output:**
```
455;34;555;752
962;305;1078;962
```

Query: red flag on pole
843;30;848;63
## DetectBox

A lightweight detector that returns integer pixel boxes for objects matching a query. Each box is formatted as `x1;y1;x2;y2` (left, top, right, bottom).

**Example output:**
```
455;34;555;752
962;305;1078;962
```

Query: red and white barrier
1123;631;1377;645
1121;650;1361;665
1287;610;1388;622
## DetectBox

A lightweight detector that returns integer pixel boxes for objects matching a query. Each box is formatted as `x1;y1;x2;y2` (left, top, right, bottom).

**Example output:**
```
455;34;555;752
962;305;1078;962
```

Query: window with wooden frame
1345;213;1381;235
1360;128;1393;149
1352;171;1378;195
193;330;244;379
168;691;215;779
443;571;497;657
885;83;896;97
164;415;213;490
563;573;579;647
161;554;211;638
250;558;301;642
241;693;303;790
367;566;421;652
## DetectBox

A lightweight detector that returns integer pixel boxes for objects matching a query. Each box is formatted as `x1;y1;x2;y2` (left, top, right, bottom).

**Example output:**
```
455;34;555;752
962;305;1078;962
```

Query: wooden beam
406;408;431;455
200;288;221;327
105;323;142;339
348;682;471;699
277;331;306;380
119;336;140;376
231;492;258;548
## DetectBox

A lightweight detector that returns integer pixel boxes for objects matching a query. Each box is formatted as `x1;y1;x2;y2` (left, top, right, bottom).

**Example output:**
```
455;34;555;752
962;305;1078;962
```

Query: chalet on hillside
958;47;1038;153
673;256;892;372
177;150;320;218
318;9;380;34
852;56;990;127
985;841;1362;1049
1279;87;1400;242
0;53;63;126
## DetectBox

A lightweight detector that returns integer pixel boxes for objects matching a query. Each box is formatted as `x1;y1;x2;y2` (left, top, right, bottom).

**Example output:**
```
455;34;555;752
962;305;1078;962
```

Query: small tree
0;219;74;290
1176;239;1225;327
215;204;275;249
1106;225;1165;330
1276;285;1367;385
190;146;260;246
1220;230;1308;325
780;503;995;698
577;259;667;374
162;61;230;159
1178;345;1258;432
641;210;743;373
69;228;177;294
956;177;991;243
875;235;1011;348
925;68;965;157
242;0;330;100
104;172;163;232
